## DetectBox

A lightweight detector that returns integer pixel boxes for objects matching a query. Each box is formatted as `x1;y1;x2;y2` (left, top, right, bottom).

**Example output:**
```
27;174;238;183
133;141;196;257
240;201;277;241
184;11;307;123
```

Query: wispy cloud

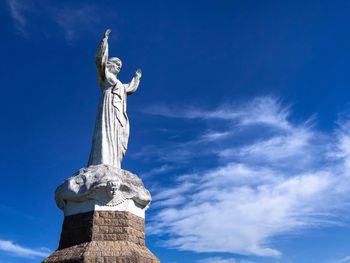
51;4;101;42
136;97;296;164
327;255;350;263
339;256;350;263
5;1;109;42
0;240;50;258
6;0;30;36
143;97;291;130
144;96;350;257
199;131;233;142
197;257;254;263
141;164;175;178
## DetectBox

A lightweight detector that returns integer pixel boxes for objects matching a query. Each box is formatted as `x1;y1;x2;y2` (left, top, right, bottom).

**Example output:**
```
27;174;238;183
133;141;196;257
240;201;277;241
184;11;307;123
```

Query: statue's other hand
135;69;142;78
104;29;111;39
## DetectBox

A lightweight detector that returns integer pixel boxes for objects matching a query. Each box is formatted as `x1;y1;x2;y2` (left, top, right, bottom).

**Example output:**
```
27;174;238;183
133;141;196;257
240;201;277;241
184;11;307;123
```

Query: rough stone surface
55;165;151;211
43;211;160;263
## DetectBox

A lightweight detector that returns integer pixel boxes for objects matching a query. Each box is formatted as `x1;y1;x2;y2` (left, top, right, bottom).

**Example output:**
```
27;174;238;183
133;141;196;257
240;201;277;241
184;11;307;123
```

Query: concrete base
63;199;146;218
43;211;160;263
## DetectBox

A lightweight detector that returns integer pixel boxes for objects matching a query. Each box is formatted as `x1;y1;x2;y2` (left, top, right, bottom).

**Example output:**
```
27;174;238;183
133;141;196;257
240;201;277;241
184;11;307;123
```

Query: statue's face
107;60;122;75
106;181;120;198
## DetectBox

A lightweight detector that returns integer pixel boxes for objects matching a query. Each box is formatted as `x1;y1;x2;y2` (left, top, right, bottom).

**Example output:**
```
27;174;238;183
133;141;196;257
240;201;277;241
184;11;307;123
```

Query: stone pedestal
43;211;159;263
43;165;159;262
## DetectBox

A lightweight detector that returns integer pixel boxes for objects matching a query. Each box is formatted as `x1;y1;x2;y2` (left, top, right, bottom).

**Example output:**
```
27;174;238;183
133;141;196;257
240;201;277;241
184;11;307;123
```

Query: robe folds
88;79;130;169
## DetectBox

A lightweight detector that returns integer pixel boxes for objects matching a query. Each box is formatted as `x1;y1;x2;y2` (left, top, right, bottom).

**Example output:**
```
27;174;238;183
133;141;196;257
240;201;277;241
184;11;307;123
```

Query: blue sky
1;0;350;262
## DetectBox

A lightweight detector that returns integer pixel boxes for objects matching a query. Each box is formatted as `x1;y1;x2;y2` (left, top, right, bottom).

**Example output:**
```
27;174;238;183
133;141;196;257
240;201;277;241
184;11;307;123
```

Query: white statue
54;30;151;219
88;29;142;168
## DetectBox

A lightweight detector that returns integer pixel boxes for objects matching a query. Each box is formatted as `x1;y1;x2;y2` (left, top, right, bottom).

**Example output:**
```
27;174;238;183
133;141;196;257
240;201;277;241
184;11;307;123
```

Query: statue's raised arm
95;29;111;86
125;69;142;95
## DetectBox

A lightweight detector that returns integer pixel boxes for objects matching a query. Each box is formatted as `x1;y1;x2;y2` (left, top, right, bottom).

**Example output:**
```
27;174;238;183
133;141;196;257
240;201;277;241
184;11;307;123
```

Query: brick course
43;211;160;263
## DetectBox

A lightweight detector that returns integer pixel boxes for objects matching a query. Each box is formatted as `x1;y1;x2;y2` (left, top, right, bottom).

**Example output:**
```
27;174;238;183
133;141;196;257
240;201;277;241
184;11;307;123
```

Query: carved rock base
43;211;160;263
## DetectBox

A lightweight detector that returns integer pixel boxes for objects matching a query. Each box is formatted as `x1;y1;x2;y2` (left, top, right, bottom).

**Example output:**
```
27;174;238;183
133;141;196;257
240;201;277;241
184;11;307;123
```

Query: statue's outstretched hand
135;69;142;79
104;29;111;39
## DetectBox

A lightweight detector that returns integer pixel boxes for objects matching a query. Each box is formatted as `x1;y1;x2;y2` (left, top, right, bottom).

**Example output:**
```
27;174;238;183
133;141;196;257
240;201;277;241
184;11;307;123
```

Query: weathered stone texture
43;211;159;263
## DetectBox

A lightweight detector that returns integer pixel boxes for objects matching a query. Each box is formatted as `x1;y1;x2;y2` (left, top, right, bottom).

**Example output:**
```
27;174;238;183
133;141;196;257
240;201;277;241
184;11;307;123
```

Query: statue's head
107;57;122;75
106;180;120;198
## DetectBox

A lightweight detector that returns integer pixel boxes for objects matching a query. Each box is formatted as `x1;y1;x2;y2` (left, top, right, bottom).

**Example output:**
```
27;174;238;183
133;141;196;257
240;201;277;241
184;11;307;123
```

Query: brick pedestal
43;211;160;263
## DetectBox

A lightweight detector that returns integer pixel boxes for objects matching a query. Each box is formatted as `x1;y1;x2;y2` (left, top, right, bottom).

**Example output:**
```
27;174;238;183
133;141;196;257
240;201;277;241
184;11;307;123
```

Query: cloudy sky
1;0;350;262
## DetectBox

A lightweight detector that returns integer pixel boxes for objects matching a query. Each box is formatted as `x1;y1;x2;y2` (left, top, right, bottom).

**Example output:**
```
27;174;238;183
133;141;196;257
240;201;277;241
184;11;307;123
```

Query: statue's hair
106;180;119;187
108;57;122;66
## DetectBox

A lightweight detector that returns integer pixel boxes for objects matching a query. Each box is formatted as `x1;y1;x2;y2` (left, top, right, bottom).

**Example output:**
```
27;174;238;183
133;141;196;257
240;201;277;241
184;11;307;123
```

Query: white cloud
51;4;100;42
0;240;50;258
150;164;338;256
6;0;29;35
137;97;296;164
146;96;350;257
328;255;350;263
219;125;323;170
5;1;106;42
141;164;175;178
143;97;291;130
197;257;253;263
199;131;233;142
339;256;350;262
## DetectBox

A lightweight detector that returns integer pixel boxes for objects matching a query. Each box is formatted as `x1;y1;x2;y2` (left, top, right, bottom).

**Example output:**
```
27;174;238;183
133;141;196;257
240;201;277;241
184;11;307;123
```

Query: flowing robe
88;39;139;168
